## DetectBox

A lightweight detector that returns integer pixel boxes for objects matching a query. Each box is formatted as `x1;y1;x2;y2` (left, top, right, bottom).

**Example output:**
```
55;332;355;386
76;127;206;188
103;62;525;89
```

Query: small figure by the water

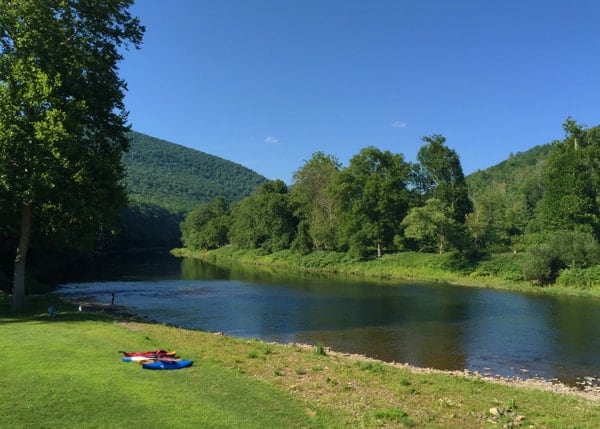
111;292;115;305
48;306;59;318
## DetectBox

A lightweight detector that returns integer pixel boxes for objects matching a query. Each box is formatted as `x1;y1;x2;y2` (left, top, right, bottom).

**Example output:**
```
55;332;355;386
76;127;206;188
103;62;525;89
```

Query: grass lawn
2;294;600;428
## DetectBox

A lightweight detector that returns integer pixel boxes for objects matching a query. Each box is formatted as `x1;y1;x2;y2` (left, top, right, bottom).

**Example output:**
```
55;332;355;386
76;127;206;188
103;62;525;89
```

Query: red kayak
119;349;176;358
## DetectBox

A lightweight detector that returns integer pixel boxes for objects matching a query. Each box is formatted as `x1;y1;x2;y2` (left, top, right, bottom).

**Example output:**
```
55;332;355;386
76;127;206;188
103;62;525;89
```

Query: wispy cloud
264;136;279;144
391;121;407;128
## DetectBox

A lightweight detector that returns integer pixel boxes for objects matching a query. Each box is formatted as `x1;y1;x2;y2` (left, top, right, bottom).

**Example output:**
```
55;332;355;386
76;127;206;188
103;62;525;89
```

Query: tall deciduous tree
533;119;600;238
228;180;297;253
0;0;144;311
333;146;410;258
402;198;458;254
290;151;340;252
412;135;473;224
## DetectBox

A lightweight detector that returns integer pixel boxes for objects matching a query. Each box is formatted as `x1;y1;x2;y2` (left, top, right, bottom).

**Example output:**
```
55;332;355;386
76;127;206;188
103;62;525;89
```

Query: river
57;251;600;387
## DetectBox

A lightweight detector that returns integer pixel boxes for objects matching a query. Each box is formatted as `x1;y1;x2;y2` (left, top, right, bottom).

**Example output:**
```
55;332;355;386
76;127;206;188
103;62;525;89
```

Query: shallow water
57;252;600;385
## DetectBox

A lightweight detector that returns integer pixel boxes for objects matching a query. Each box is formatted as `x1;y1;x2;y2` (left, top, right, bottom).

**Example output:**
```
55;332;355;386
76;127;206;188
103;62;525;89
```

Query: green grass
174;247;600;298
2;293;600;428
0;296;333;428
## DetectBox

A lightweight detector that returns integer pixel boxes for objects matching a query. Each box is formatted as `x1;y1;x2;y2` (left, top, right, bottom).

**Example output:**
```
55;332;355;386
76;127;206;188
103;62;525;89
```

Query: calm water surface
57;252;600;385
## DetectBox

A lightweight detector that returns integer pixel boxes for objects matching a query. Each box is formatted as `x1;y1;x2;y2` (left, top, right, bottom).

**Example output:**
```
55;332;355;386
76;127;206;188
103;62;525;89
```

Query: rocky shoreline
310;344;600;402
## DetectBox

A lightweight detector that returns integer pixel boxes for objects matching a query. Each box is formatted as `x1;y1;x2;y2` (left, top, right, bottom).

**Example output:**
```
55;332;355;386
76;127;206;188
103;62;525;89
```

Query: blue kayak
141;359;193;370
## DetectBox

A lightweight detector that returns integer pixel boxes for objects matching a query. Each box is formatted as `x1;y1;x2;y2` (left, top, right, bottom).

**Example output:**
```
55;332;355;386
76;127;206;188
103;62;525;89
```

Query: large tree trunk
12;203;32;312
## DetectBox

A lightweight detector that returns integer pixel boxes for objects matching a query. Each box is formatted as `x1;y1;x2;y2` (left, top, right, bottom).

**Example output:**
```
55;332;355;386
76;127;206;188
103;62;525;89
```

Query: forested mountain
466;144;553;198
123;131;267;213
113;132;267;250
462;143;555;254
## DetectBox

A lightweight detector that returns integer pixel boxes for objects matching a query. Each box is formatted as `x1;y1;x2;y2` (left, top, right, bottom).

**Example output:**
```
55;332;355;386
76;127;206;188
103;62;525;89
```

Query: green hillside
466;143;553;197
464;143;555;253
123;131;267;213
115;131;267;249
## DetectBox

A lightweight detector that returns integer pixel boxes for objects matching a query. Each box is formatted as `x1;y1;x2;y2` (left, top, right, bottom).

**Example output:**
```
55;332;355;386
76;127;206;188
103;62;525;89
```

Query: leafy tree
523;230;600;285
333;146;410;258
412;135;473;224
228;180;297;253
290;151;340;251
465;186;507;252
0;0;144;311
533;119;600;238
181;197;231;250
467;143;550;251
402;199;459;253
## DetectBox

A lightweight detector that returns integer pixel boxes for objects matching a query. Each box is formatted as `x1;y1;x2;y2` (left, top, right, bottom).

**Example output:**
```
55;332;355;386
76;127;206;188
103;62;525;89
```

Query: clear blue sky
119;0;600;183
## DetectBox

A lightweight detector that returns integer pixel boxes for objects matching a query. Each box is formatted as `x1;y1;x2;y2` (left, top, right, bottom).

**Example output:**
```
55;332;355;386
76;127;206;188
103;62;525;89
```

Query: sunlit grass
2;293;600;428
0;296;335;428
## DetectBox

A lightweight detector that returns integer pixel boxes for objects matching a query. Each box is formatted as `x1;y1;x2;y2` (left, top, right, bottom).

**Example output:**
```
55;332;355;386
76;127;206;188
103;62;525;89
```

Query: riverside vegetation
179;120;600;297
173;246;600;299
2;293;600;428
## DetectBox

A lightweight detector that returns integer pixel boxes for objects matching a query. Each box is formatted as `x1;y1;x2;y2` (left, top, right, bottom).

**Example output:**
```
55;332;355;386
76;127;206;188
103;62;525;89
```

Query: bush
314;342;327;356
523;230;600;285
522;245;560;284
556;266;600;289
470;253;524;282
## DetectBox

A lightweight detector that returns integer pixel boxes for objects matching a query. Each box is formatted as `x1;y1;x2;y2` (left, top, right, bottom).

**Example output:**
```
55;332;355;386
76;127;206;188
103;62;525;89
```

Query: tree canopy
413;135;472;224
228;180;297;254
176;120;600;287
533;119;600;236
333;146;411;258
0;0;144;311
290;152;340;252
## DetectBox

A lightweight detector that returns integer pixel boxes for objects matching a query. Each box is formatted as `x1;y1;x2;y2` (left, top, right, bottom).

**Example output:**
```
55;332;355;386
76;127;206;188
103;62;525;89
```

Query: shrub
556;266;600;289
373;407;414;426
523;230;600;285
314;342;327;356
357;361;384;374
522;245;560;284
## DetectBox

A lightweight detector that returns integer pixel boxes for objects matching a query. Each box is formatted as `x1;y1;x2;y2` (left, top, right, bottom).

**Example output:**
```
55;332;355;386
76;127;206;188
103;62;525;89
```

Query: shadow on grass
439;252;482;273
0;292;132;325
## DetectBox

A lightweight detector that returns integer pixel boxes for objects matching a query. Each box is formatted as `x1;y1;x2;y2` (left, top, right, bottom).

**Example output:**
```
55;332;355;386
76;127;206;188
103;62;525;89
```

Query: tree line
182;119;600;286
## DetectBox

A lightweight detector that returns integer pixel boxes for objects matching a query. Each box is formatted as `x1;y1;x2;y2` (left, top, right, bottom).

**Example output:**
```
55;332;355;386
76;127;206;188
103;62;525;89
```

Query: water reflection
58;252;600;384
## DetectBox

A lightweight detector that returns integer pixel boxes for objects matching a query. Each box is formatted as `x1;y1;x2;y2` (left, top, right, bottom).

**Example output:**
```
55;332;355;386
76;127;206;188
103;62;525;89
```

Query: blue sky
120;0;600;183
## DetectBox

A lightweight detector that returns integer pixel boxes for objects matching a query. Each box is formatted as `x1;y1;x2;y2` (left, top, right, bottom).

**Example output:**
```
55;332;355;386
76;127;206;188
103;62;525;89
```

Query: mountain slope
466;143;553;197
115;131;267;249
123;131;267;213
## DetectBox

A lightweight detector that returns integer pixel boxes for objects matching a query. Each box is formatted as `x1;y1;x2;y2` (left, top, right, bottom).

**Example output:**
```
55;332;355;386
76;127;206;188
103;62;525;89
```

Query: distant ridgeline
466;144;553;200
116;131;267;249
123;131;267;213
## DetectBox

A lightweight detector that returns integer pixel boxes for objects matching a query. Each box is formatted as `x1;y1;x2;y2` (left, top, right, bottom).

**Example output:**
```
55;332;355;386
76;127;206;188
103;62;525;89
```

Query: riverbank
2;294;600;428
173;247;600;298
